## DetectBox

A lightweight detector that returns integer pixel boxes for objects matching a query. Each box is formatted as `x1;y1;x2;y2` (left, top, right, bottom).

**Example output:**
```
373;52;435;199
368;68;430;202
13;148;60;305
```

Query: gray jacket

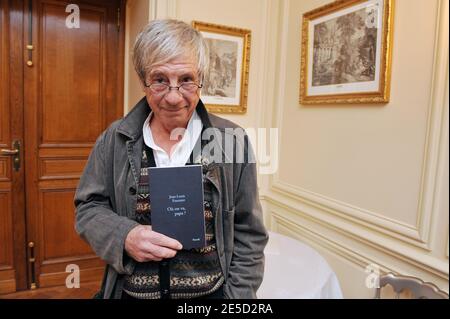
74;98;268;299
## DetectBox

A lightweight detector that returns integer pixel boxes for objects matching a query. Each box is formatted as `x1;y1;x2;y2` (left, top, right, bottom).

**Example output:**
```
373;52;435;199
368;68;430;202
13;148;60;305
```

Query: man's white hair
133;19;209;84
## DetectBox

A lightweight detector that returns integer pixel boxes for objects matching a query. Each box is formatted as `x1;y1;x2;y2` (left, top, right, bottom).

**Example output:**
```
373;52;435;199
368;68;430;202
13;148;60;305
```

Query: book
148;165;206;249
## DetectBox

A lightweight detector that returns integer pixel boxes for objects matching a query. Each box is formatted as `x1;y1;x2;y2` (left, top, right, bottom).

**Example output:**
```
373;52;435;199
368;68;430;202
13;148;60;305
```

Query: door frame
6;0;28;292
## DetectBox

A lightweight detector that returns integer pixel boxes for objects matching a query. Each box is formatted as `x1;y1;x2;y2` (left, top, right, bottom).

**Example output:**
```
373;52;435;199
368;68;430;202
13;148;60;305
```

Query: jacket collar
116;97;213;141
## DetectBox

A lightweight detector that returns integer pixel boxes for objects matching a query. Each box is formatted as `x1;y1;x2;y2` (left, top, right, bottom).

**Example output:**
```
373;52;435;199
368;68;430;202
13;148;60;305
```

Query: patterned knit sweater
122;147;224;299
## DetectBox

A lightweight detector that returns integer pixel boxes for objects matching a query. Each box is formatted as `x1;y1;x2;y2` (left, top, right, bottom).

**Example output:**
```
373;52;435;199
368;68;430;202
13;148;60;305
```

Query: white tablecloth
257;231;343;299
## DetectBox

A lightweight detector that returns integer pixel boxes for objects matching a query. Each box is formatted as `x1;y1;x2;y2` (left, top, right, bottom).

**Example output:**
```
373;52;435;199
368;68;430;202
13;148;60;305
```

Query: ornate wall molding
267;0;449;254
266;198;449;280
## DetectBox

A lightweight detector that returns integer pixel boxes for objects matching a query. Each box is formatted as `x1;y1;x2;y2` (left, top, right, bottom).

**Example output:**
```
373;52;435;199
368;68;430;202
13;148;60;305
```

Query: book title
167;194;187;217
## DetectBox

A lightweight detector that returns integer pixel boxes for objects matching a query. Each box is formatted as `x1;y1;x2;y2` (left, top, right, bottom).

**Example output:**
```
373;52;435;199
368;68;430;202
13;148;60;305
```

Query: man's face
144;55;201;132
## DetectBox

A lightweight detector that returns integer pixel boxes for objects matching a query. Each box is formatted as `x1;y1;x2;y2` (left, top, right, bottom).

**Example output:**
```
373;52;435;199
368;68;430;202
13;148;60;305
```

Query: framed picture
192;21;251;114
299;0;395;104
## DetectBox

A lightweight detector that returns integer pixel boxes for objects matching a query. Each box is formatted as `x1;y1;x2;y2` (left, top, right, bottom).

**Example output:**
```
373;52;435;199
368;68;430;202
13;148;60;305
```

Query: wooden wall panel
0;192;14;268
40;190;92;260
40;2;105;144
0;159;9;181
39;158;87;180
0;0;9;148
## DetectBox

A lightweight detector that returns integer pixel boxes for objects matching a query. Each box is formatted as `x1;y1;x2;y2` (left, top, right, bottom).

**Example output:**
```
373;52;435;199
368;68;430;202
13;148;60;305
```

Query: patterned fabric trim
123;277;225;300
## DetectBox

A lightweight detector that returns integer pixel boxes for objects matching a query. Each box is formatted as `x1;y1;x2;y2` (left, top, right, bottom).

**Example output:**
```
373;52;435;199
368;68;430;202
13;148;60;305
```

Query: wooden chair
375;273;449;299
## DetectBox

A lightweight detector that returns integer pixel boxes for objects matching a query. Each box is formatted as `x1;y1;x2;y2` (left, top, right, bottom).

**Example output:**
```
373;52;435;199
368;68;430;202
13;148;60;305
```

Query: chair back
375;273;449;299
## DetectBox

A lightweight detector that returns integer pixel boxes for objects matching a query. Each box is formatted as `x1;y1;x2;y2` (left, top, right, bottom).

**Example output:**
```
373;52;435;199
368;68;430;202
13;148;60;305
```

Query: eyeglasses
144;82;203;96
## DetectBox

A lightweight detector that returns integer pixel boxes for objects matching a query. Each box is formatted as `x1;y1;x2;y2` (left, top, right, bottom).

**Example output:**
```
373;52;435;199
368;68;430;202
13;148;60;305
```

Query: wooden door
0;0;125;293
0;0;28;294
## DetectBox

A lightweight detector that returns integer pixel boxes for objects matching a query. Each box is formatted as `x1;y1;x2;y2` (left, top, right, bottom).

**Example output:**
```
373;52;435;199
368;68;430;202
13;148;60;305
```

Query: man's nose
164;87;184;104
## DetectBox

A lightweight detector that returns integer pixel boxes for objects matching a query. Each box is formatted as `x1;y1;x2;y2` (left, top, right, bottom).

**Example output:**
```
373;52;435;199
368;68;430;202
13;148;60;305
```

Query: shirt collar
143;109;203;154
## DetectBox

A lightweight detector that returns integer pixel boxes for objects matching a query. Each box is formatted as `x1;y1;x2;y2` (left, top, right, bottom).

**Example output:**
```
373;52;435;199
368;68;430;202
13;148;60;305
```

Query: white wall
265;0;449;298
125;0;449;298
124;0;150;113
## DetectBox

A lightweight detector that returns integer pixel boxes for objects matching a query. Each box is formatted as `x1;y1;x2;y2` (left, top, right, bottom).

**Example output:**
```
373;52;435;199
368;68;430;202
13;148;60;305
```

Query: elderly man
74;19;268;299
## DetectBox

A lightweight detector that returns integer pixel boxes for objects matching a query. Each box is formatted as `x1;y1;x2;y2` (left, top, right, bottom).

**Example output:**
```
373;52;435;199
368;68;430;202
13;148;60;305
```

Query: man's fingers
127;226;182;261
143;252;163;262
134;252;163;262
148;243;179;259
149;231;183;250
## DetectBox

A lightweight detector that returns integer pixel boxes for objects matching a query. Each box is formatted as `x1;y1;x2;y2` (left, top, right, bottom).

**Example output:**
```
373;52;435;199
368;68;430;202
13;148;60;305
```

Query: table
257;231;343;299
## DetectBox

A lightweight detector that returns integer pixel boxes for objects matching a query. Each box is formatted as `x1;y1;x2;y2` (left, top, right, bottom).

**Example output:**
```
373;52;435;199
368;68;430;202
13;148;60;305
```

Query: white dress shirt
143;110;203;167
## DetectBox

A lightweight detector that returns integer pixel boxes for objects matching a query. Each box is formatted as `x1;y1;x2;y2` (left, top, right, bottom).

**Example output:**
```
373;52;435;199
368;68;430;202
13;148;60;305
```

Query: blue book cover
148;165;206;249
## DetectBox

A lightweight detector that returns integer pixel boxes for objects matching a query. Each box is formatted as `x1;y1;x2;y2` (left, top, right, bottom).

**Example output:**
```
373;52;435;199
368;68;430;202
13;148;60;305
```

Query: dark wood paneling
0;9;10;182
0;190;15;294
0;159;9;180
40;190;93;259
1;0;124;295
0;192;13;268
0;0;27;293
40;2;105;144
24;0;124;289
0;0;9;148
40;158;87;179
0;269;16;295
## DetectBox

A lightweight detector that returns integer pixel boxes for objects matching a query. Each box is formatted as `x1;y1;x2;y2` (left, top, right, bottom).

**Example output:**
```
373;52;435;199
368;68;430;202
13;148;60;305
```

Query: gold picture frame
299;0;395;105
192;21;251;114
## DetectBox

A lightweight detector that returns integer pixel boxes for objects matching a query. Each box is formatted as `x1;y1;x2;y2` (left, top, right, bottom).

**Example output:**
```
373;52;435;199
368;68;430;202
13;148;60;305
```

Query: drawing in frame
299;0;395;104
192;21;251;114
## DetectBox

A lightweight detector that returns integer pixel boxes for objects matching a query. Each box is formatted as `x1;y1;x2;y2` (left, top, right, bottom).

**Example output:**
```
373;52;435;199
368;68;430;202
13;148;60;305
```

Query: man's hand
125;225;183;262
